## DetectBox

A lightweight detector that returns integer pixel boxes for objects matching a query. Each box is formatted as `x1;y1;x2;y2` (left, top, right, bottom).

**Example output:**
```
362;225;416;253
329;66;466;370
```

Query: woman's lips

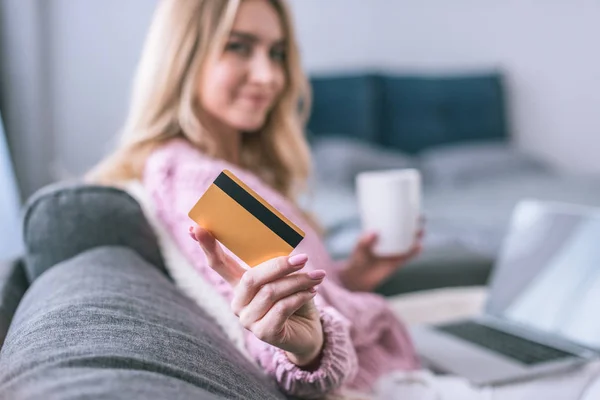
240;93;271;108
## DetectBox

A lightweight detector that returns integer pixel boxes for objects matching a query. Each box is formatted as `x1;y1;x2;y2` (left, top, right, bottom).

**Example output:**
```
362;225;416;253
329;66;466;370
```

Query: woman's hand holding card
190;226;325;368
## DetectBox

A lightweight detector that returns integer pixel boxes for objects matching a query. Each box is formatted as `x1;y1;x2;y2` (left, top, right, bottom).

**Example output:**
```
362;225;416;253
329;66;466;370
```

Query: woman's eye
270;48;286;63
225;42;251;56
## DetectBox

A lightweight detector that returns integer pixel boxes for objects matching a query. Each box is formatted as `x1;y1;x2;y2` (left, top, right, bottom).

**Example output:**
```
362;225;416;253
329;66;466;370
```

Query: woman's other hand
190;226;325;367
340;226;424;292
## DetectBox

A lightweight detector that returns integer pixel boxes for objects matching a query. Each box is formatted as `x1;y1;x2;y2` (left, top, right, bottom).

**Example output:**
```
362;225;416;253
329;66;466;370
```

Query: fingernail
308;287;317;293
307;270;326;280
188;227;198;241
288;254;308;267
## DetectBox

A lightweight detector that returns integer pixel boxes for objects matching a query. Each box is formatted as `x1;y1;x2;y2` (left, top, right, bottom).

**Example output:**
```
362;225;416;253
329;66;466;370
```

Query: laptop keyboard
436;321;576;365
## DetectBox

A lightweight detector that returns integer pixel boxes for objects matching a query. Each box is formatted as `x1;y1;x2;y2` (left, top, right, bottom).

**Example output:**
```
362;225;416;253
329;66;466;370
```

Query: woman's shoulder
148;138;208;165
142;139;214;194
143;139;271;195
145;139;216;175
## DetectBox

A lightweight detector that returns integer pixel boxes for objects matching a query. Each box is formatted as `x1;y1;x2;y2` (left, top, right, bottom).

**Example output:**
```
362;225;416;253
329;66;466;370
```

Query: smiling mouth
241;96;271;108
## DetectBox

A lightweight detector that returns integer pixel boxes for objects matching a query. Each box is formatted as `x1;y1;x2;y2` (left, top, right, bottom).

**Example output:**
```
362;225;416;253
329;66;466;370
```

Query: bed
304;72;600;294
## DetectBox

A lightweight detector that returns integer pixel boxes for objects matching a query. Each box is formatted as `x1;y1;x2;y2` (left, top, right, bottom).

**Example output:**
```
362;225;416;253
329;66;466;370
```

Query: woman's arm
247;305;358;398
337;230;423;292
189;226;358;398
144;141;358;397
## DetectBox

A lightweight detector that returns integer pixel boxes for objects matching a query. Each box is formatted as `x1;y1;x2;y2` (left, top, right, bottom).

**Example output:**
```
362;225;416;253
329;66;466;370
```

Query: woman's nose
248;52;279;85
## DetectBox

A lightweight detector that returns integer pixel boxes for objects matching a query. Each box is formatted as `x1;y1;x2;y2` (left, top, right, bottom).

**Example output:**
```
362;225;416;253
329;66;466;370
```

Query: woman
89;0;599;399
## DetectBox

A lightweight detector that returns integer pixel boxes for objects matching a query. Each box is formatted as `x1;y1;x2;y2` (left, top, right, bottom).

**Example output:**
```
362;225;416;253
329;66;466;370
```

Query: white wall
290;0;600;174
0;0;52;197
0;0;157;196
2;0;599;197
47;0;158;181
290;0;378;71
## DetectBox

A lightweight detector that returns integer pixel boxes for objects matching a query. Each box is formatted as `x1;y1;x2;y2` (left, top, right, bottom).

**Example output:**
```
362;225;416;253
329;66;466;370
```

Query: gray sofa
0;185;291;400
0;183;489;399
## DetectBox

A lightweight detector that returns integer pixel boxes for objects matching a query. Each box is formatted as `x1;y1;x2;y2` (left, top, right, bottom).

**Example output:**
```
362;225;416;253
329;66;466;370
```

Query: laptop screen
486;200;600;350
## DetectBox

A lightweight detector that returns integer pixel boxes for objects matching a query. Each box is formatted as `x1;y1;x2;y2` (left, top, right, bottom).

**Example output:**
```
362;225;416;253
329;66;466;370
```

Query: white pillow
312;136;415;187
419;140;549;188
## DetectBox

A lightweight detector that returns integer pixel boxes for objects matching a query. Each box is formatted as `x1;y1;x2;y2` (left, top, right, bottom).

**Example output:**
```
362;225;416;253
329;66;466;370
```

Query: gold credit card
188;170;305;267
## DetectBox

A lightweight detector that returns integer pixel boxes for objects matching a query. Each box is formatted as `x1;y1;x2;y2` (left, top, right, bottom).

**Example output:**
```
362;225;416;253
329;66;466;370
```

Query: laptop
410;199;600;385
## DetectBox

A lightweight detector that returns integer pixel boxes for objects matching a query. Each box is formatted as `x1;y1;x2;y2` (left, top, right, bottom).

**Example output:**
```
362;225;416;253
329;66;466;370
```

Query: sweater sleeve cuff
257;306;358;399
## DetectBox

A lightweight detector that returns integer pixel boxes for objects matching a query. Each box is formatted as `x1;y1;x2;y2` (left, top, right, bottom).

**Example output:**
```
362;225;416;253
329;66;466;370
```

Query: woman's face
198;0;286;133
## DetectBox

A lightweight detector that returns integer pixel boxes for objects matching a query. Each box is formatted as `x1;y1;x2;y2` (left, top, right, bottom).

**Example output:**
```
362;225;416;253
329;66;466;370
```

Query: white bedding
306;171;600;260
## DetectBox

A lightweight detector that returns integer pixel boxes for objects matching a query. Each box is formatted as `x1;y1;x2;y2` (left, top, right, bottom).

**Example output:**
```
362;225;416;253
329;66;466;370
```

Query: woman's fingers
231;253;309;313
376;236;423;264
352;231;378;261
249;290;318;345
237;270;325;326
357;231;378;250
191;226;245;286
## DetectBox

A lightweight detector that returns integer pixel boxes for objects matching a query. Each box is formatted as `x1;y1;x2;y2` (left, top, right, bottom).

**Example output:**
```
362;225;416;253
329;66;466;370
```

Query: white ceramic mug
356;169;421;256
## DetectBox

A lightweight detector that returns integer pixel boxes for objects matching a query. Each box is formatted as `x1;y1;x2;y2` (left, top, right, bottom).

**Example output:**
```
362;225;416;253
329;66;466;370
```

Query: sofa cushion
22;183;167;283
0;246;286;400
376;243;493;296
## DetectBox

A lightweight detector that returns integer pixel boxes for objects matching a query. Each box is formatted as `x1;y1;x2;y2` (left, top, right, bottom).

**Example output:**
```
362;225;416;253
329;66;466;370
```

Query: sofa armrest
0;257;28;347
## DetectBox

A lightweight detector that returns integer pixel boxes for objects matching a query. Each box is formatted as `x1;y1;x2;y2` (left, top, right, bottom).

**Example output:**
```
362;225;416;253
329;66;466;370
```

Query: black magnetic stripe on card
213;172;303;248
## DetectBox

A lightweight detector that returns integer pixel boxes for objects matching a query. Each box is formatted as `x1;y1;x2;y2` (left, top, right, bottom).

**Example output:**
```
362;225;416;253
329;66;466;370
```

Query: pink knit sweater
143;139;420;398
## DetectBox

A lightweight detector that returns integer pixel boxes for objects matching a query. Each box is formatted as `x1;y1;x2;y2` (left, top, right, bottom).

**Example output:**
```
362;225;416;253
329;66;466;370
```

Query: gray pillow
419;140;549;188
22;183;167;283
312;136;415;187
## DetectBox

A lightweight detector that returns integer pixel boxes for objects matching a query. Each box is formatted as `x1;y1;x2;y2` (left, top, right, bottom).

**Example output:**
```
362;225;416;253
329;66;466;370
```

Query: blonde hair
87;0;312;200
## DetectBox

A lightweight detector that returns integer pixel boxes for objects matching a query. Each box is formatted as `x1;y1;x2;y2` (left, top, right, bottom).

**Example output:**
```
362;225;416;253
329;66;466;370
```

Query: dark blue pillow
307;74;382;143
380;73;508;154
